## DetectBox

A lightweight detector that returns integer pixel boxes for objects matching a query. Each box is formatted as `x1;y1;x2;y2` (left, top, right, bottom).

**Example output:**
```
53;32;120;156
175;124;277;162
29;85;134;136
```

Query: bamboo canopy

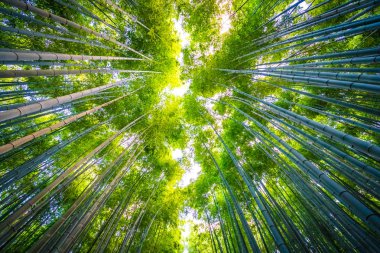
0;0;379;252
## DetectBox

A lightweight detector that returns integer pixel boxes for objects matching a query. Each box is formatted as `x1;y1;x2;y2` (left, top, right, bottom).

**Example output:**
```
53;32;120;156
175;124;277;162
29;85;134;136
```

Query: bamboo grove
0;0;379;252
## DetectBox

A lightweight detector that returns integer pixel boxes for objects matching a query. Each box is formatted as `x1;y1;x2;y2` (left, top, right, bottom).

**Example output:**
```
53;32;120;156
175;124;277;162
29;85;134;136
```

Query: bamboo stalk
0;80;127;122
0;68;158;78
0;95;128;155
0;0;151;60
0;50;142;61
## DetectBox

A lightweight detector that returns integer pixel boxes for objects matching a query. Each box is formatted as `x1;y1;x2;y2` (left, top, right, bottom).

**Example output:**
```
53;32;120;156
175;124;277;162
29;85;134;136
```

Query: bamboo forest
1;0;380;252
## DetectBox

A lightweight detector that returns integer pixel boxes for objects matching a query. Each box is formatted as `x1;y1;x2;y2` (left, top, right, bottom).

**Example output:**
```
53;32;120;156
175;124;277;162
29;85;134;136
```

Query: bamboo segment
258;56;380;67
0;6;92;41
104;0;150;31
229;86;380;160
267;67;380;73
255;47;380;66
30;146;140;253
240;108;380;233
0;114;144;235
230;95;380;190
208;122;289;253
205;145;270;253
257;68;380;84
251;78;379;116
239;21;380;61
218;69;380;92
0;50;142;61
0;69;158;78
0;95;127;155
54;0;119;32
259;15;380;53
252;0;379;46
0;25;93;45
0;0;151;60
0;80;126;122
53;147;143;253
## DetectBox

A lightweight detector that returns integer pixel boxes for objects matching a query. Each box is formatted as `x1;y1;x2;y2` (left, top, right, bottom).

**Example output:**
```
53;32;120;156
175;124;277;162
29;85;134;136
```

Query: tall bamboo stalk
0;94;128;155
0;80;127;122
0;50;142;61
0;0;151;60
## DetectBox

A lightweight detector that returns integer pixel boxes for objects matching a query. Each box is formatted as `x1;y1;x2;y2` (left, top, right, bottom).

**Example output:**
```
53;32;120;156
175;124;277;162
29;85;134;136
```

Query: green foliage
0;0;379;252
